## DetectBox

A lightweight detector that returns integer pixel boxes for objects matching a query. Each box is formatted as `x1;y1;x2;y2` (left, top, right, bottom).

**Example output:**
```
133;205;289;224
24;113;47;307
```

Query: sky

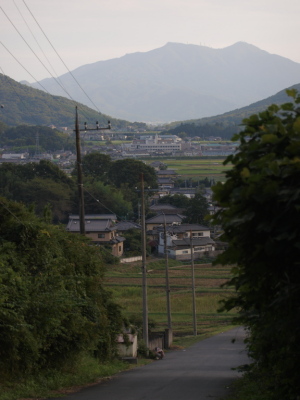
1;0;300;83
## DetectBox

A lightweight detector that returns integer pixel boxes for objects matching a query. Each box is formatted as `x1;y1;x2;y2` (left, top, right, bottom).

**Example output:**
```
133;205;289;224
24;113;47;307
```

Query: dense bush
0;197;123;377
211;90;300;399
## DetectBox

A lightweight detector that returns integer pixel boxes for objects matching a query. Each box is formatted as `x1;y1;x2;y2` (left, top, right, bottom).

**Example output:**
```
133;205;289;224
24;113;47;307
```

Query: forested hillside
163;84;300;140
0;74;146;130
0;124;75;152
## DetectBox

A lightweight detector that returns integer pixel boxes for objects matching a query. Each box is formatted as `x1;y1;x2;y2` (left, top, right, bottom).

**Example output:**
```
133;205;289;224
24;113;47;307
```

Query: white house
157;223;215;260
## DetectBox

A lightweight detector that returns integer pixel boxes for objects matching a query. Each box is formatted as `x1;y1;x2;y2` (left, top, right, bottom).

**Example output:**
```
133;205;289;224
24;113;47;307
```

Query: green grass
105;259;235;336
0;357;131;400
142;156;230;182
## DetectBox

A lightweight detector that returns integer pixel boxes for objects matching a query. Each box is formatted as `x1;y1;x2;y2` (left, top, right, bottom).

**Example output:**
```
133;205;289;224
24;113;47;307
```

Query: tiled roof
66;218;116;232
114;221;141;231
172;237;215;247
145;214;185;224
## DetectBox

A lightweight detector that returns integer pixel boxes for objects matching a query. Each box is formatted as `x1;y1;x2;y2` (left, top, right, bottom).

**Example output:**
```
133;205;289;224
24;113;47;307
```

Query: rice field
144;157;230;182
104;259;236;336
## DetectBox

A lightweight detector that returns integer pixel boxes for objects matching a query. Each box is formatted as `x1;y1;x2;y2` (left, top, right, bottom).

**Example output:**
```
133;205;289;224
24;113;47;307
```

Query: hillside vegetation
0;74;146;130
163;83;300;139
104;259;235;336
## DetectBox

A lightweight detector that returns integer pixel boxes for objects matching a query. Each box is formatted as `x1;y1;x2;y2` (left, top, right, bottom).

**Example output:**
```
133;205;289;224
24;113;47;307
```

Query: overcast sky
1;0;300;82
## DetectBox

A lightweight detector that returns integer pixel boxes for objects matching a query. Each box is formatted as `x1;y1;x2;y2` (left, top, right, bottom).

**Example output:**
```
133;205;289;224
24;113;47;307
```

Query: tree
108;159;158;189
0;197;123;376
83;180;133;218
184;192;209;224
210;90;300;400
80;152;112;180
0;161;75;223
158;193;190;209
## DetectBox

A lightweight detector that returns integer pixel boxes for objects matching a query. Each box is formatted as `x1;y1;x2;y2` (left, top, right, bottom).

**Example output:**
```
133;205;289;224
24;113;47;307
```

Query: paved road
49;327;248;400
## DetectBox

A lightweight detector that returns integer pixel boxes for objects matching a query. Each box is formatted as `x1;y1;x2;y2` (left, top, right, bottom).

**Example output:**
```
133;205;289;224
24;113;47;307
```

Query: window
182;250;189;254
98;233;105;238
192;232;204;237
119;246;122;252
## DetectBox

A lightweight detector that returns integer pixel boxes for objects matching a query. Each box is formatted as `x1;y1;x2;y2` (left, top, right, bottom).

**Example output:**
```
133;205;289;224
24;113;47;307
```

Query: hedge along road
48;327;248;400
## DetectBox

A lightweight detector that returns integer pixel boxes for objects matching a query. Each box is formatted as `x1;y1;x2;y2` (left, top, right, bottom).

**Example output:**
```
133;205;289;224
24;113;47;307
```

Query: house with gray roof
66;214;125;257
156;223;215;260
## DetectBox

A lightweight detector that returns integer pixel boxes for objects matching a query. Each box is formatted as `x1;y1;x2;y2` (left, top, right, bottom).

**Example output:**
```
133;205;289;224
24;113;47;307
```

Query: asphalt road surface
49;327;248;400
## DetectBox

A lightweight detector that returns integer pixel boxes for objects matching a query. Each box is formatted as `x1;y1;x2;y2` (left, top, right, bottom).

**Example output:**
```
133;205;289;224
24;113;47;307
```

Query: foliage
0;73;144;130
80;152;112;180
183;192;209;225
83;180;133;218
0;161;75;223
107;159;158;189
0;197;124;378
210;89;300;400
164;122;239;140
0;125;74;153
122;228;151;256
158;193;190;209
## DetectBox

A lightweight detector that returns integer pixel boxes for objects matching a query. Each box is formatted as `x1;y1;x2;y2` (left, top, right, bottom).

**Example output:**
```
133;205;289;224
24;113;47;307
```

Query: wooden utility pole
164;214;172;330
190;230;197;336
74;106;111;235
75;106;85;235
140;173;149;348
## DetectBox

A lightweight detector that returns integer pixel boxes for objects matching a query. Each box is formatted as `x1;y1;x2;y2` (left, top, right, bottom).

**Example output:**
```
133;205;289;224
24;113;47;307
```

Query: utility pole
74;106;111;235
140;173;149;348
163;214;172;330
190;230;197;336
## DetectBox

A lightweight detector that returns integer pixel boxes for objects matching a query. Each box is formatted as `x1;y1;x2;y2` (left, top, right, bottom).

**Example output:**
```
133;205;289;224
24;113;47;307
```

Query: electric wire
0;41;49;94
12;0;65;86
21;0;105;114
1;5;75;103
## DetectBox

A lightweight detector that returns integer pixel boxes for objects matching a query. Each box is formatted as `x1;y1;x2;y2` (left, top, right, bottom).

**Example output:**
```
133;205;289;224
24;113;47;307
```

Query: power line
1;5;75;102
21;0;105;114
12;0;65;86
0;41;49;93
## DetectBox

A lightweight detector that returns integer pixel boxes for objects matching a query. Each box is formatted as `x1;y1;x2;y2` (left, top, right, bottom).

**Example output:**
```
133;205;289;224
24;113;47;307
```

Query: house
145;213;186;231
66;214;125;257
114;221;141;232
156;223;215;260
149;203;185;215
157;177;175;189
156;169;178;179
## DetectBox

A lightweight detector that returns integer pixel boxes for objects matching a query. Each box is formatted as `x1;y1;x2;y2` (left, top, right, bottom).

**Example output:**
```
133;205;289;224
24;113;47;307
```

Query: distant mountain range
0;74;146;130
167;82;300;129
26;42;300;123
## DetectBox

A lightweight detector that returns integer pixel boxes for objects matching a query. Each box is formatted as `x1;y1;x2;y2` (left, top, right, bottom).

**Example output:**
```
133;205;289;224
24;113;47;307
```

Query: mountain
166;83;300;128
0;74;145;130
28;42;300;123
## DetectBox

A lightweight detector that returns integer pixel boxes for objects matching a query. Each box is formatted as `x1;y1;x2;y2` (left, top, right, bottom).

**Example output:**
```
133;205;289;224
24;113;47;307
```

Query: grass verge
0;356;147;400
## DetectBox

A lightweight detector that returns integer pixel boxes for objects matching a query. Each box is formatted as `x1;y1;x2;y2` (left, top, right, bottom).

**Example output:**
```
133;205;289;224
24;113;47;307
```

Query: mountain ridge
28;42;300;122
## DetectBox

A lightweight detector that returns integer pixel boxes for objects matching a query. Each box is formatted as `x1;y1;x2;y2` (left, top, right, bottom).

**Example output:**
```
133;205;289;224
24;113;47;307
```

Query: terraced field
143;157;230;182
104;260;236;336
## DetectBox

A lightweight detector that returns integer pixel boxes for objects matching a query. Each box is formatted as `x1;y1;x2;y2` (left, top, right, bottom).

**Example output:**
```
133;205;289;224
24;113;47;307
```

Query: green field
104;259;235;337
144;157;230;182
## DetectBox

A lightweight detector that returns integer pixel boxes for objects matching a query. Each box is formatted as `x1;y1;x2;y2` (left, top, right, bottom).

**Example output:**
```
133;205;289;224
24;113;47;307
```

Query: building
123;134;182;154
156;223;215;260
66;214;125;257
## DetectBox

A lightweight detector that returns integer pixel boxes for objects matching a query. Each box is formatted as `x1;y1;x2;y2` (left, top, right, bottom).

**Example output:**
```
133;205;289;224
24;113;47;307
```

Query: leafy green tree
83;180;133;218
158;193;190;209
80;152;112;180
0;161;75;223
123;228;144;256
108;159;158;189
183;192;209;224
0;125;75;152
211;90;300;400
0;197;123;376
